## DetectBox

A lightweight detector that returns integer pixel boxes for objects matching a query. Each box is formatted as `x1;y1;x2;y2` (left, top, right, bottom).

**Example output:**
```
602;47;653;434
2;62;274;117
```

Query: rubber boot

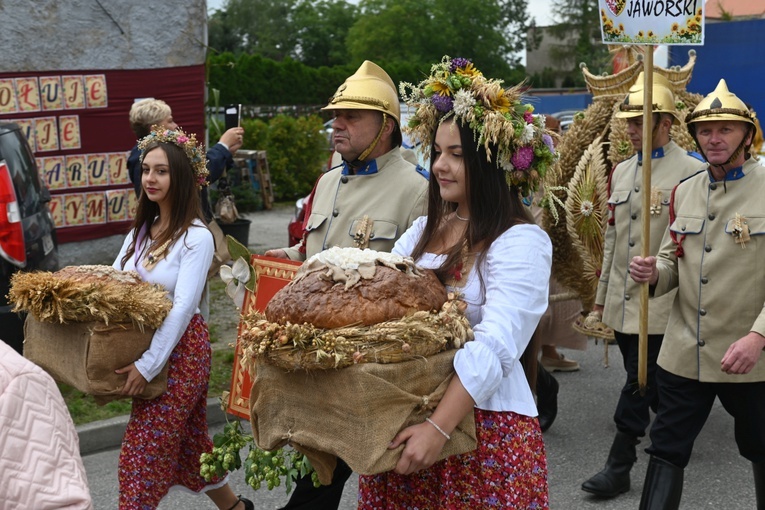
581;431;638;497
638;456;683;510
754;461;765;510
536;365;559;432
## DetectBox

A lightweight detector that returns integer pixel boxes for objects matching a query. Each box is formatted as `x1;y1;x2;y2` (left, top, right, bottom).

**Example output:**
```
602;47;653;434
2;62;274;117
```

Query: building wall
526;25;580;87
0;0;207;72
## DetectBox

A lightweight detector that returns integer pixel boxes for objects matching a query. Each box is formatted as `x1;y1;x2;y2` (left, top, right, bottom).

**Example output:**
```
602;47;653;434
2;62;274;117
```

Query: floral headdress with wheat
138;125;209;188
400;56;557;197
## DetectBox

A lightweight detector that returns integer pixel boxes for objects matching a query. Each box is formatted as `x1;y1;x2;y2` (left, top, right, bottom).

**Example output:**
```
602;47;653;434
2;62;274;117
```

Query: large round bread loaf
265;248;447;329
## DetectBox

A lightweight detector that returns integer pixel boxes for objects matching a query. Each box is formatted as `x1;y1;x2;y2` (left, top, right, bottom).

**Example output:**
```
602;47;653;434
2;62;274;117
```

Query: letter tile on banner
65;155;88;188
84;75;108;108
598;0;704;45
106;189;129;222
34;117;59;152
0;79;18;114
59;115;81;150
62;75;86;110
227;255;302;419
39;76;64;111
40;156;67;191
14;77;40;113
108;152;130;185
48;195;64;228
87;153;109;186
64;194;86;227
128;191;138;219
0;65;206;243
86;192;107;224
14;119;35;151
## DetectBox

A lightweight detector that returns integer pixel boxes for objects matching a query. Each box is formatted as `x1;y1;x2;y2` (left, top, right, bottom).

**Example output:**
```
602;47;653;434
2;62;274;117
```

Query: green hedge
207;53;427;106
225;114;327;203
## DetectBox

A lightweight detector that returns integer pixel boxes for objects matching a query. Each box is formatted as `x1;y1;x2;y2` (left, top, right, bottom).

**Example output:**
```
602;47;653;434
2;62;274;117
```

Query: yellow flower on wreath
671;22;679;32
487;86;511;114
456;62;482;80
430;81;452;97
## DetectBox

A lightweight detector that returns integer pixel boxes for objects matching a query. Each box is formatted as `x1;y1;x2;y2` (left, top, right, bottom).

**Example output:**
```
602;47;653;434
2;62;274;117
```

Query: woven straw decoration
565;136;610;307
9;266;171;328
239;296;474;371
542;98;616;310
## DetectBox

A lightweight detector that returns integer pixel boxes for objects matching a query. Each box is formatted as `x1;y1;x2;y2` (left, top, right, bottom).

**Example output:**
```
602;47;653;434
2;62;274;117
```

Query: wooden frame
226;254;301;419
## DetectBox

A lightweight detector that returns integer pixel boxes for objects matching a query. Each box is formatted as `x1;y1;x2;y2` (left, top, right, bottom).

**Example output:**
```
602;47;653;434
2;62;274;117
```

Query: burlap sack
23;316;167;404
250;350;477;485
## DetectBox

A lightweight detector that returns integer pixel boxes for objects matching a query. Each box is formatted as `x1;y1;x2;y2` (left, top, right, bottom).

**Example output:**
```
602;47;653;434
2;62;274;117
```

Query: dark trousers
613;331;664;437
647;367;765;468
279;458;353;510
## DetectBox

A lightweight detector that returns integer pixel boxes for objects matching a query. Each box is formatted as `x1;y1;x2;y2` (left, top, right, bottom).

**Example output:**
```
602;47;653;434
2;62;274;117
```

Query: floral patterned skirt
358;408;549;509
118;314;224;509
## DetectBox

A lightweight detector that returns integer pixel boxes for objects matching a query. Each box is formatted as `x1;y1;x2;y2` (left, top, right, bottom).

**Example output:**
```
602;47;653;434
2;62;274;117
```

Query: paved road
81;203;758;508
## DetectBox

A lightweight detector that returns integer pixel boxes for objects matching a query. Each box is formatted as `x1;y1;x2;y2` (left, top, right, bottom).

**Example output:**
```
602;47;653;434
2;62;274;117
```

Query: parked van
0;123;59;353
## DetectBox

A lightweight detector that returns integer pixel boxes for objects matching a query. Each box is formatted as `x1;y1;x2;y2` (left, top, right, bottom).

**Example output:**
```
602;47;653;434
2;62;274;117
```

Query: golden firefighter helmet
322;60;400;124
686;79;755;128
615;72;680;125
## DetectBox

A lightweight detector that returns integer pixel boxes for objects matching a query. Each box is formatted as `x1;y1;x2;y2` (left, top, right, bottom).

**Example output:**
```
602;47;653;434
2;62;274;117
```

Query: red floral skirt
358;408;549;509
118;314;224;509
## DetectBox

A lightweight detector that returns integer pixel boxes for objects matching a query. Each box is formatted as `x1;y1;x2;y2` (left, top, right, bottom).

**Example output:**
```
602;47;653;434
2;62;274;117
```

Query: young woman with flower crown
357;57;556;508
112;127;253;510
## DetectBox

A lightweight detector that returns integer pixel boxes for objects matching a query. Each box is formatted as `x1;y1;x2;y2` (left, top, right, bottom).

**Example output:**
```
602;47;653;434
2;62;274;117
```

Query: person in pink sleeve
0;341;93;509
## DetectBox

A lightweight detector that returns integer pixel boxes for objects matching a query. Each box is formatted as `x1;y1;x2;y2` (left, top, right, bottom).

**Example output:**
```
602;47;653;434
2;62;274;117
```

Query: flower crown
400;56;557;196
138;125;209;188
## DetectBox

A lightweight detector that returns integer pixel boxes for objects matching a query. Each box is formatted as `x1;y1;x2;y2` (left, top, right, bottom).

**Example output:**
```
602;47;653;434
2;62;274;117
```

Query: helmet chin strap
345;113;388;169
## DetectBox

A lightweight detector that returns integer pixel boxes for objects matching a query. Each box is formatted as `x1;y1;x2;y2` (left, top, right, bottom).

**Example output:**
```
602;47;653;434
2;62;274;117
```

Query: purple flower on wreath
450;57;472;71
542;134;555;152
432;94;454;113
511;146;535;170
523;111;534;124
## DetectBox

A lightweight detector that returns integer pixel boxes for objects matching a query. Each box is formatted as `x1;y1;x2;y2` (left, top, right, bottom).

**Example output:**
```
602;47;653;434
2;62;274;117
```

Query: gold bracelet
425;417;450;440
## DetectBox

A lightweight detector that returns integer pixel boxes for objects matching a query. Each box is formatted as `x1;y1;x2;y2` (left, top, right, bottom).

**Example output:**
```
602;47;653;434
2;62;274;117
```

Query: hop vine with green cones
199;419;319;493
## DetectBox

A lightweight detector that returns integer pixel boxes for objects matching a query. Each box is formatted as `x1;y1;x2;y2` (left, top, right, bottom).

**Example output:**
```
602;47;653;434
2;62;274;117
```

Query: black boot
638;456;683;510
754;461;765;510
536;365;558;432
581;431;638;498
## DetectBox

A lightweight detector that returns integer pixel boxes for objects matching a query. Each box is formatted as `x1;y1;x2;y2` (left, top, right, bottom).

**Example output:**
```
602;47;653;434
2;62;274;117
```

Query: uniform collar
707;164;745;182
637;145;665;162
342;159;378;175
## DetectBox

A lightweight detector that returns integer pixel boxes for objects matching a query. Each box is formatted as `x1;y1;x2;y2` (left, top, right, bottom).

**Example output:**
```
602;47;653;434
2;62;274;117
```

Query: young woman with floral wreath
113;126;253;510
357;56;557;508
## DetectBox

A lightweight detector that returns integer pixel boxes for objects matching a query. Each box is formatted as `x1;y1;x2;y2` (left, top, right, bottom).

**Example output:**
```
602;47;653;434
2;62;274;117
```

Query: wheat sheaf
565;137;610;308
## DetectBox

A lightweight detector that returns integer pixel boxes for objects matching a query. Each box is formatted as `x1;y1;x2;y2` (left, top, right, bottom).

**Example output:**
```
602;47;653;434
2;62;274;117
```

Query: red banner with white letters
0;65;205;243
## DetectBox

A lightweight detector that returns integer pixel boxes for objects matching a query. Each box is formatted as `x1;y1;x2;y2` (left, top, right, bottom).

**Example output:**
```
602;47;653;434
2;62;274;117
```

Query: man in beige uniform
631;80;765;509
265;60;428;509
582;73;705;499
268;60;428;262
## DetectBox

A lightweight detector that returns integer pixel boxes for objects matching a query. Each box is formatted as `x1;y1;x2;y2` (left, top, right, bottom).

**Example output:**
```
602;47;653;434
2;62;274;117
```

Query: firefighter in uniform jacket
582;73;704;499
630;79;765;509
268;60;428;263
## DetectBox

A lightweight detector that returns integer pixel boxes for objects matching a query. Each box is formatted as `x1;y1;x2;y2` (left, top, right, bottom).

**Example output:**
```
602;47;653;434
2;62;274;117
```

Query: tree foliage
292;0;359;67
207;0;533;85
